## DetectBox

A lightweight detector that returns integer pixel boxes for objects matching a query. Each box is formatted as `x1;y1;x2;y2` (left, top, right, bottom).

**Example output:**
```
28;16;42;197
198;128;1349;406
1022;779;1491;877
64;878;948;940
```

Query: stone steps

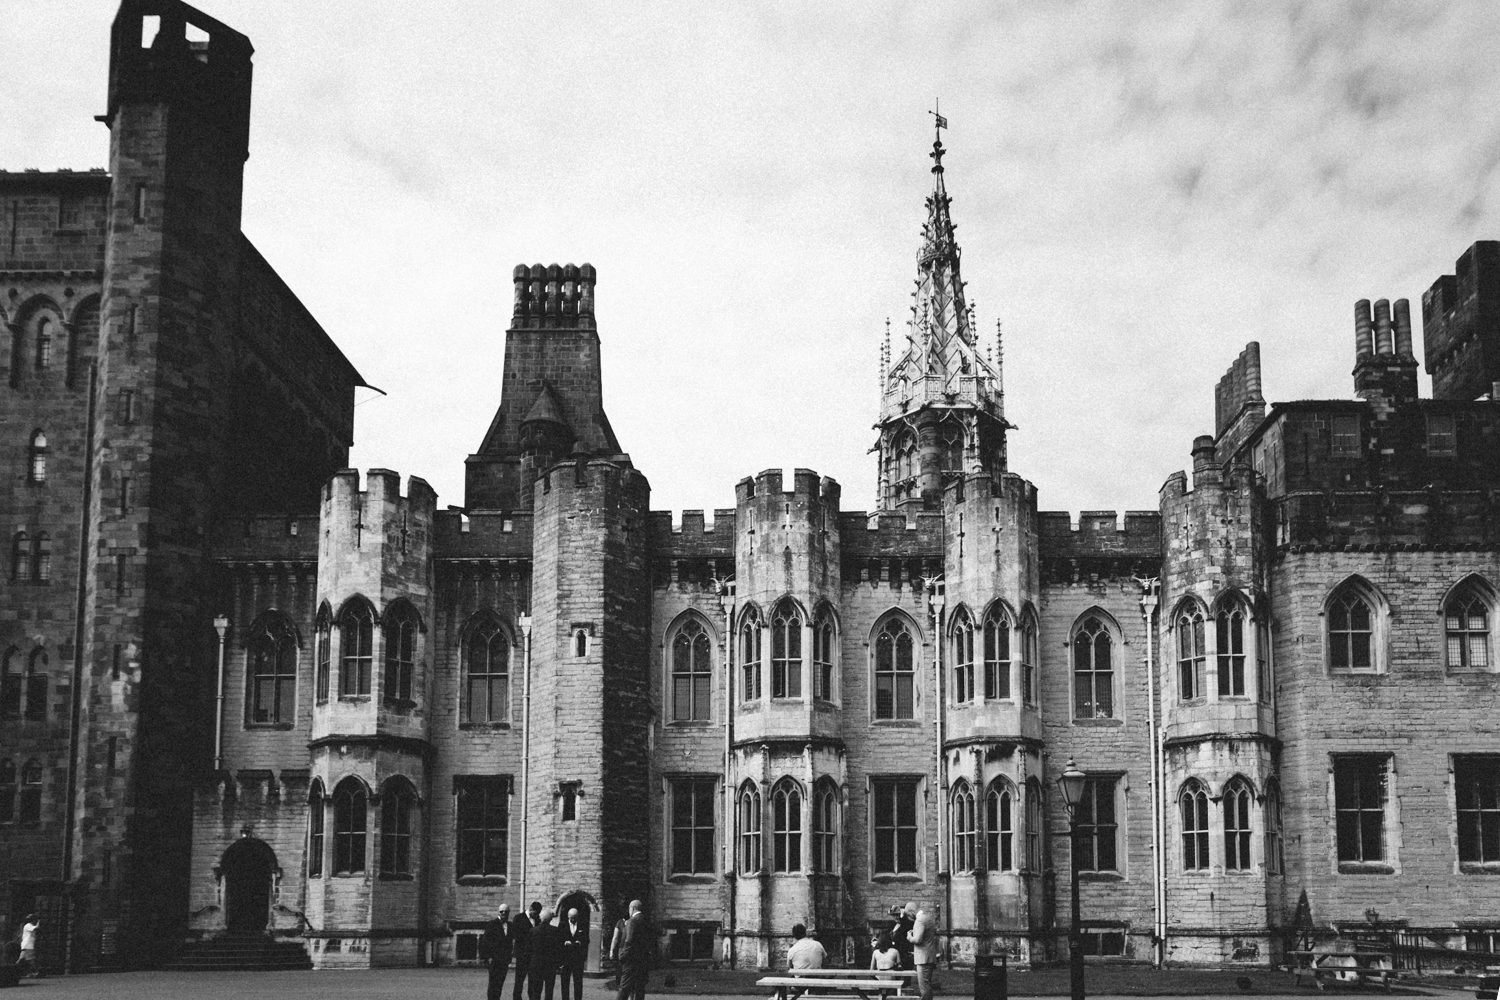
165;934;312;972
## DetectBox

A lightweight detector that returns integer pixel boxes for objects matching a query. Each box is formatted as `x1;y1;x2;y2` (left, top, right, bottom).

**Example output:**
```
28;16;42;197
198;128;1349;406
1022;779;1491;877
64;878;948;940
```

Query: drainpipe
518;613;533;909
62;360;98;893
719;581;737;968
213;616;230;773
1138;579;1165;968
927;577;948;959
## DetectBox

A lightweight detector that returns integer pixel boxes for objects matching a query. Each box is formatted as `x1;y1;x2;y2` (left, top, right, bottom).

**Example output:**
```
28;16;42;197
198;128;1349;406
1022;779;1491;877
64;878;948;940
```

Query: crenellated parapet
511;262;597;330
1037;508;1161;585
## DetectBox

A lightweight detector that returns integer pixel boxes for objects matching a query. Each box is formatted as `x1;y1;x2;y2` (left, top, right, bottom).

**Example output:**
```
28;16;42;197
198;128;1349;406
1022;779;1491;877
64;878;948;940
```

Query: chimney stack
1393;298;1414;359
1355;299;1373;362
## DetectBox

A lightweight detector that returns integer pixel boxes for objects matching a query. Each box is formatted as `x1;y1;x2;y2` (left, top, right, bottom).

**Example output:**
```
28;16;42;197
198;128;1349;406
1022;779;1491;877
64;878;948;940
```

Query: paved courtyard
0;966;1480;1000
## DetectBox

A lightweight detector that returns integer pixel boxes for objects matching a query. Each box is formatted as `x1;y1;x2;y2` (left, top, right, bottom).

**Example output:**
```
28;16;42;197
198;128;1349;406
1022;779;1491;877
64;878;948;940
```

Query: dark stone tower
1423;240;1500;402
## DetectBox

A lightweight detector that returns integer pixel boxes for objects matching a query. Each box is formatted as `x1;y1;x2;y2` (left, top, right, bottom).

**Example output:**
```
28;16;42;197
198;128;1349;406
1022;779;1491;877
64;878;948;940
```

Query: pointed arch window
1025;777;1044;872
1328;584;1376;672
1256;615;1272;704
247;614;298;725
737;783;762;874
381;780;415;876
671;618;713;722
1177;604;1206;701
463;619;510;724
339;601;374;696
1445;582;1492;671
812;779;839;873
383;603;419;705
1180;780;1209;871
771;779;802;872
952;609;976;704
1265;780;1284;875
307;781;325;877
985;780;1014;872
812;613;836;702
1224;779;1254;871
1073;615;1115;719
771;602;802;699
315;607;331;705
874;617;916;720
18;759;41;826
1021;615;1038;706
740;608;762;702
0;649;19;720
24;649;47;722
332;779;368;874
28;431;47;485
950;780;976;872
937;422;964;473
983;608;1012;700
35;319;52;370
31;533;50;583
1217;603;1248;697
0;760;14;824
10;532;29;583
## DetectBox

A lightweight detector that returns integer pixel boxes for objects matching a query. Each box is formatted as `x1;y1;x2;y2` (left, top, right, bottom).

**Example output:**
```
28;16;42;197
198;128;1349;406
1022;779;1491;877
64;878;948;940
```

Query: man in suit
613;899;650;1000
559;907;589;1000
511;901;542;1000
482;903;515;1000
528;907;561;1000
908;906;938;1000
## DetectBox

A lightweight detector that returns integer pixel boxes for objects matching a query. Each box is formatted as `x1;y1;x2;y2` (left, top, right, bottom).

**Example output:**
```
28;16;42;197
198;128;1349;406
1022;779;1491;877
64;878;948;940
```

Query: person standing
559;907;589;1000
511;902;541;1000
907;906;937;1000
892;904;916;971
482;903;515;1000
17;915;38;979
613;899;650;1000
528;907;560;1000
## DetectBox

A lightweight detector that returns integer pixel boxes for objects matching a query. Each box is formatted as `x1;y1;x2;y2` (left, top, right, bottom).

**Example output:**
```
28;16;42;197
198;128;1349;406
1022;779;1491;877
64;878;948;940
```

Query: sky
3;2;1499;518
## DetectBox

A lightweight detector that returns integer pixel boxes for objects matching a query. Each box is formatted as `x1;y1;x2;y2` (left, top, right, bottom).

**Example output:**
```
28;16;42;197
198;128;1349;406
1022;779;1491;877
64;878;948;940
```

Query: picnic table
1289;950;1396;991
757;967;917;1000
1476;964;1500;1000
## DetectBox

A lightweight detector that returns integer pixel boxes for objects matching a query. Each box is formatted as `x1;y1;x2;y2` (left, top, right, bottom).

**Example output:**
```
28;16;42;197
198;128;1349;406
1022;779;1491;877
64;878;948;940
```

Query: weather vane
931;98;948;132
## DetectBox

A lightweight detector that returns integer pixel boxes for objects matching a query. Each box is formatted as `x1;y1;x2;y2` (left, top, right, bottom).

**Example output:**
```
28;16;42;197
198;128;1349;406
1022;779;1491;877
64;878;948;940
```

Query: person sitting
869;931;901;999
788;923;826;970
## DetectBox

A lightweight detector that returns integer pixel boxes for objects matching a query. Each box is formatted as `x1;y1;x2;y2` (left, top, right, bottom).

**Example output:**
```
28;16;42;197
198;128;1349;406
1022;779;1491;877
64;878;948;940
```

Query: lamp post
1056;757;1088;1000
212;615;230;773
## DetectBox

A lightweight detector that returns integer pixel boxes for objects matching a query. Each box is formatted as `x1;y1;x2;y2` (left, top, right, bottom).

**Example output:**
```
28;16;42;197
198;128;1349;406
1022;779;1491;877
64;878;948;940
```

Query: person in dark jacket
482;903;515;1000
528;907;561;1000
558;907;589;1000
511;902;542;1000
613;899;650;1000
891;903;916;971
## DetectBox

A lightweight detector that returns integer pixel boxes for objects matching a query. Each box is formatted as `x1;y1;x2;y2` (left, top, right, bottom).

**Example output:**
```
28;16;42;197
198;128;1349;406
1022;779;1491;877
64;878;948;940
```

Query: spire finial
930;100;948;174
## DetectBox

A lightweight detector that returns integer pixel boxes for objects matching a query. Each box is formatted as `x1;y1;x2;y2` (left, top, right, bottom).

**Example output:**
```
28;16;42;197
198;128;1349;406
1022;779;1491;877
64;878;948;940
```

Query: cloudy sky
4;2;1498;517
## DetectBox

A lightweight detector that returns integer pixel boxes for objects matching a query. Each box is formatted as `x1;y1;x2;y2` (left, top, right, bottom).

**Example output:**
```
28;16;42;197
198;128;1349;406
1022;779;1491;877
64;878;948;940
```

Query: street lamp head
1057;757;1087;815
212;616;229;638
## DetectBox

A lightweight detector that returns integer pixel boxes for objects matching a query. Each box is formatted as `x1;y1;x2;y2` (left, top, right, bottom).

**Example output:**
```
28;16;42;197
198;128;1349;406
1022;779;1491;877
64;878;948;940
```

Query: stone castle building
3;0;1499;974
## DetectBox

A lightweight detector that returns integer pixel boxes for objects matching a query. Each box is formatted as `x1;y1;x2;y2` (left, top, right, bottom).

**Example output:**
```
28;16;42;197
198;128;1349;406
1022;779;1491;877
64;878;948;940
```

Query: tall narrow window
463;620;510;724
983;610;1012;700
24;650;47;722
670;777;716;876
1256;617;1272;704
332;779;367;874
31;533;50;584
812;780;838;873
307;782;325;877
315;609;331;705
10;533;28;584
812;614;836;702
247;614;298;725
34;320;51;370
771;779;802;872
671;619;712;722
456;776;509;877
1445;585;1492;671
1265;781;1284;875
1075;777;1119;873
771;602;802;699
951;781;976;872
119;389;135;424
871;777;919;875
985;781;1014;872
380;781;414;876
1328;586;1376;671
1025;778;1044;872
339;602;373;696
27;431;47;485
952;610;975;704
1455;756;1500;865
1334;755;1387;865
1177;606;1206;701
18;759;41;825
1426;412;1457;457
1073;616;1114;719
0;760;14;824
738;783;762;873
1224;780;1253;871
874;618;916;720
1021;617;1038;706
383;603;418;705
0;650;19;719
1217;605;1247;697
740;609;762;703
1180;781;1209;871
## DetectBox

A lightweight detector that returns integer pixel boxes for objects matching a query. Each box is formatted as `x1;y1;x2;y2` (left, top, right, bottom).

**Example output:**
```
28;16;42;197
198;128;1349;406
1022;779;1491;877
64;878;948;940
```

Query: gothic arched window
380;779;415;876
771;600;802;699
812;612;837;702
740;607;763;702
332;778;368;874
983;607;1012;700
1073;615;1115;719
1224;778;1254;871
950;780;976;872
671;618;713;722
1327;580;1379;672
1024;777;1044;872
1021;612;1038;706
31;533;50;584
383;601;420;705
315;605;332;704
1445;580;1493;671
0;649;18;720
771;778;802;873
874;616;916;720
951;608;976;704
35;319;51;370
1180;780;1210;871
463;618;510;724
339;600;374;696
247;613;298;725
307;780;325;878
985;780;1014;872
0;759;14;824
1217;601;1248;697
19;759;42;826
1177;603;1206;701
24;649;46;722
10;532;28;584
1265;779;1284;875
27;431;47;485
812;778;839;873
738;782;762;874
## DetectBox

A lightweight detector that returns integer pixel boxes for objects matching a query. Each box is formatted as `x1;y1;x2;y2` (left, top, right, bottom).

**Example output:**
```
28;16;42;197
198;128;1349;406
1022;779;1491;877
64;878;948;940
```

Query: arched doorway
220;837;278;935
555;889;598;972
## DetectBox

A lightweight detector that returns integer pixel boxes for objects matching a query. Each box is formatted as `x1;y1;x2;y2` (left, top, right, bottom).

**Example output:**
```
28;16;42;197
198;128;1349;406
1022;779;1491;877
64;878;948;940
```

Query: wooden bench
757;972;913;1000
1290;950;1396;991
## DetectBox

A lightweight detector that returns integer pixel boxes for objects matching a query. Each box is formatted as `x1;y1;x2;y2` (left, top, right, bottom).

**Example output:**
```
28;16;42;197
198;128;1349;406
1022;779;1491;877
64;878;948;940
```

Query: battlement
1276;488;1500;551
210;514;321;562
325;468;436;510
432;510;535;559
1037;510;1161;557
535;456;649;498
837;510;945;557
511;263;597;330
1213;342;1267;464
646;510;737;562
1423;241;1500;402
735;468;841;505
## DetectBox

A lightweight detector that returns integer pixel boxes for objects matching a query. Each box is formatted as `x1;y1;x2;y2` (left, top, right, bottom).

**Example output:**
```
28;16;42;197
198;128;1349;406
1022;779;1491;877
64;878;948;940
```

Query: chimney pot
1355;300;1373;362
1373;299;1393;355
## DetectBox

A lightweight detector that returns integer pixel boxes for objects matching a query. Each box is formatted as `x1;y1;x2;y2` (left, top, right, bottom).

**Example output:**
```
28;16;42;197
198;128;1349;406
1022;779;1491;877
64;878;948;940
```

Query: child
869;932;901;999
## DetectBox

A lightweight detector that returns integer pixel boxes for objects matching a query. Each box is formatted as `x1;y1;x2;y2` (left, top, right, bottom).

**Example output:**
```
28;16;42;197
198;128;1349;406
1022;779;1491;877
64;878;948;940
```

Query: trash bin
974;953;1007;1000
